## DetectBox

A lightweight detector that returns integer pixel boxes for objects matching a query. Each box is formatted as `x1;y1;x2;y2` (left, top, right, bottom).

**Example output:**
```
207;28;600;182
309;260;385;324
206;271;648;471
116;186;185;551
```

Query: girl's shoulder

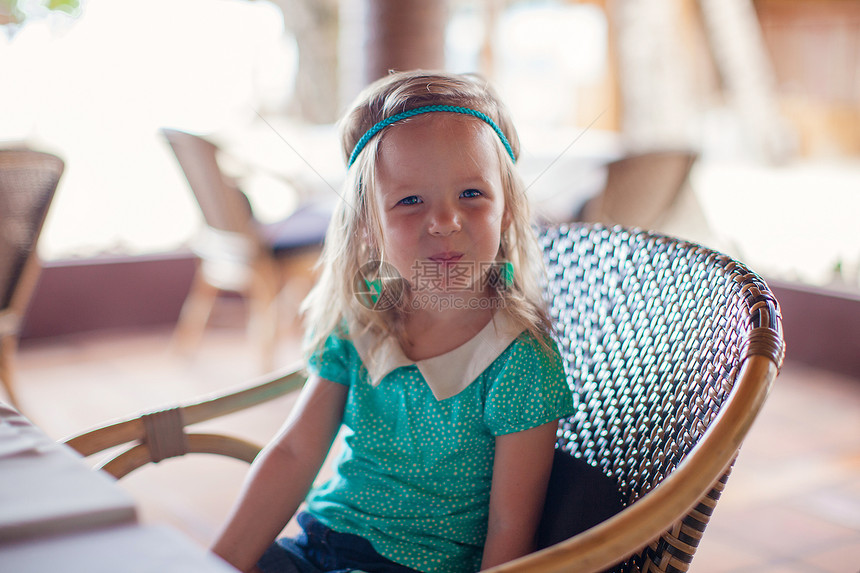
484;311;565;378
505;330;565;371
306;322;365;385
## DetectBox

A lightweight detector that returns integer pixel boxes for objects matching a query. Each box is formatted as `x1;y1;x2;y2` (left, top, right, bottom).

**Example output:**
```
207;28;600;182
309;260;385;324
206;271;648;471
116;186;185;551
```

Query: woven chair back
161;129;254;236
580;151;697;229
0;149;64;312
539;223;783;572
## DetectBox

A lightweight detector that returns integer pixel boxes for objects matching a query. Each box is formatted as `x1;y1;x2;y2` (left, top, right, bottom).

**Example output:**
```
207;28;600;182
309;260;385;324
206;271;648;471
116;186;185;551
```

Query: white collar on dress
350;311;524;401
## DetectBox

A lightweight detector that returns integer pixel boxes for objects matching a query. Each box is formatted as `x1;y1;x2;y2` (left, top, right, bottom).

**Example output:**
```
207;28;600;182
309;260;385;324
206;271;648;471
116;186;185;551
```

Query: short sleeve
484;335;573;436
307;331;354;387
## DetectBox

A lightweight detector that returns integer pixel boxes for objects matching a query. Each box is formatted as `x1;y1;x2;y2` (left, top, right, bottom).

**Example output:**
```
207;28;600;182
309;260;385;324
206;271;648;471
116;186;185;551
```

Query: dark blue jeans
257;512;421;573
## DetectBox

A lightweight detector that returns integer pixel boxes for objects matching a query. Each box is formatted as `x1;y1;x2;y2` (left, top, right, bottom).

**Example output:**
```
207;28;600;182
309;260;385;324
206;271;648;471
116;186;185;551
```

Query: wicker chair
162;128;330;372
0;149;64;409
65;224;784;573
577;151;698;230
64;367;307;479
486;223;784;573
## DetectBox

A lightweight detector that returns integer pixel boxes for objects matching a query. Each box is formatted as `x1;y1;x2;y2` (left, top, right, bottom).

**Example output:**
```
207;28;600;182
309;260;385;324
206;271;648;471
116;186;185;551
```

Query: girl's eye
396;195;422;206
460;189;482;198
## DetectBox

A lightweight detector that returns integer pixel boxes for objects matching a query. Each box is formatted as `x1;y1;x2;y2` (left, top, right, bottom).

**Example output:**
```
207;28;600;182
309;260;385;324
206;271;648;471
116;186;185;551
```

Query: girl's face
374;114;509;297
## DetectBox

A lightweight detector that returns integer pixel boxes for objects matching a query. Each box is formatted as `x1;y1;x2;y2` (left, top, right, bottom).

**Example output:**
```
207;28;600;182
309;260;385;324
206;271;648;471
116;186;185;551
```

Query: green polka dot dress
304;313;573;573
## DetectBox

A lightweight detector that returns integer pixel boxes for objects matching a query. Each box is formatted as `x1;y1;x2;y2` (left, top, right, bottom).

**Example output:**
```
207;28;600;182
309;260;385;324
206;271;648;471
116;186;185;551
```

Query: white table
2;523;237;573
0;403;236;572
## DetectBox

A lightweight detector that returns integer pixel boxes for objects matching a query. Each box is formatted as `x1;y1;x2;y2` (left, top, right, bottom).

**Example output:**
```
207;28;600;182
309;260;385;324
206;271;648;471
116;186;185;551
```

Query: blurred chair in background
577;150;698;230
0;149;64;409
161;129;330;373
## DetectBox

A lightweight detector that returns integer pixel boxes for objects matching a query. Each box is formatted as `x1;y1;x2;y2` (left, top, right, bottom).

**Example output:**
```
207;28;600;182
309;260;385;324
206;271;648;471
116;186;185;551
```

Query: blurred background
3;1;858;366
2;0;858;270
1;1;859;571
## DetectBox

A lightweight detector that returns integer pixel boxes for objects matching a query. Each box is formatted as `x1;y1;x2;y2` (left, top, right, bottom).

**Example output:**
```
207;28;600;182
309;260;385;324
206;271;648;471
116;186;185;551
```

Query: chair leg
247;274;280;373
0;334;21;409
247;251;321;373
276;250;319;334
172;270;220;354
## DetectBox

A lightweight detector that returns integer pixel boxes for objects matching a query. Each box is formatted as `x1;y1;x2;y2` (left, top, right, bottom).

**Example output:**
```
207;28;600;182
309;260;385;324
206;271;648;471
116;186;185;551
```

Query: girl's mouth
428;252;464;265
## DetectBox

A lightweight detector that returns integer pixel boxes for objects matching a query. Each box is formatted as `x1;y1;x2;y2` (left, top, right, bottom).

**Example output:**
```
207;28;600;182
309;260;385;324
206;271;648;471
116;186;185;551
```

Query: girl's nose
428;204;461;236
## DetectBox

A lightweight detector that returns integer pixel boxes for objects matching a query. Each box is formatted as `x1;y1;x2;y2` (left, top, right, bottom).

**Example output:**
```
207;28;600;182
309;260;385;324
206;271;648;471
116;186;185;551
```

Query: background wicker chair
161;128;330;372
65;224;784;573
0;149;64;409
577;150;698;230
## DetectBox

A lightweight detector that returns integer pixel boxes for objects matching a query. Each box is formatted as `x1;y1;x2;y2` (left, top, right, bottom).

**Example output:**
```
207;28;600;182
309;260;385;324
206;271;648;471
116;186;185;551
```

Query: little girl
211;71;574;573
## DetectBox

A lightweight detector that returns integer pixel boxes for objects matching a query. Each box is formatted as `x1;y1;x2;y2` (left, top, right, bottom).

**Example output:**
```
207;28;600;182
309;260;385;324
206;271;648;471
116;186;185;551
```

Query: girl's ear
362;217;384;259
501;207;512;232
362;226;378;255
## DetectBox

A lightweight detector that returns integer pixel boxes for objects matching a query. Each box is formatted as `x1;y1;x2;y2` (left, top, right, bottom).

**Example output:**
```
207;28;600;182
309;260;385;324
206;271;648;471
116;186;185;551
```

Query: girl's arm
210;375;348;573
480;420;559;570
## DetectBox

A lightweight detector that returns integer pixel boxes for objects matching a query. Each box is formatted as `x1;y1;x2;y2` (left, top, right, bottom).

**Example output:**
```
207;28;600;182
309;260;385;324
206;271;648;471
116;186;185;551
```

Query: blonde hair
301;70;553;356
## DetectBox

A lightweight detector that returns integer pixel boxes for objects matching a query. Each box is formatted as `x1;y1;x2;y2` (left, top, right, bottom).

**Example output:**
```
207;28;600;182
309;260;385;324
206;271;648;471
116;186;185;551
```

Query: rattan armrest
64;366;307;477
97;433;264;479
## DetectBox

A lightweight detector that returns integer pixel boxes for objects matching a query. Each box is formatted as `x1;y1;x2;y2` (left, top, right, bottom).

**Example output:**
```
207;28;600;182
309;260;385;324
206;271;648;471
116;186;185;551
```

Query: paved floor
13;320;860;572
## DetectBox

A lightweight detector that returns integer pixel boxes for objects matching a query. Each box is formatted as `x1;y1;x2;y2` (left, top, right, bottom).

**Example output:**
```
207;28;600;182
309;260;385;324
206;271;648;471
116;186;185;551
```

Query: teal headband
347;104;516;168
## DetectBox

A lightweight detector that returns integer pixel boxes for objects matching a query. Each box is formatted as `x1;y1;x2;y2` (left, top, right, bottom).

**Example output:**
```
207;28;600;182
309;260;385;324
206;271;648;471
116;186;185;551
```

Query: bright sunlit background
2;0;859;289
447;2;608;128
1;0;296;257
